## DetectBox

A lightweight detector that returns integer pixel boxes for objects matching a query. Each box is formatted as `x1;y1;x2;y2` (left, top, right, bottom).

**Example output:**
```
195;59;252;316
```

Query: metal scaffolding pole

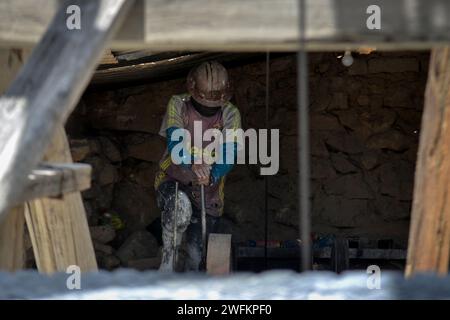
297;0;311;271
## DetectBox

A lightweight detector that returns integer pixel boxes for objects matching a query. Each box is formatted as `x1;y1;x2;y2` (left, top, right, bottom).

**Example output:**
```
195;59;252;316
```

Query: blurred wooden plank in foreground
1;0;450;51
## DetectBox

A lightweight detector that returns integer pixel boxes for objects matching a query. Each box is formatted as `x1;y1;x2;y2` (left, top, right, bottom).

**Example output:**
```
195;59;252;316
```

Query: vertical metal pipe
201;184;207;260
264;51;270;270
173;181;179;269
297;0;311;271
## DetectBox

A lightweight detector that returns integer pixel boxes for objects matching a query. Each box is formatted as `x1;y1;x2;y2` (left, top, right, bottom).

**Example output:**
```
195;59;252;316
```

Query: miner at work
155;61;241;271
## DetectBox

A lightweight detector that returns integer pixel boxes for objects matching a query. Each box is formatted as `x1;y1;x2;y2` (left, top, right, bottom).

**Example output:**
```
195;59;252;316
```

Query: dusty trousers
156;180;220;272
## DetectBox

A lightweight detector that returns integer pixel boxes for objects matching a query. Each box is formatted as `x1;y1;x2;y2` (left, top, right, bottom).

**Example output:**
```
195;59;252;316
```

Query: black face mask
191;98;221;117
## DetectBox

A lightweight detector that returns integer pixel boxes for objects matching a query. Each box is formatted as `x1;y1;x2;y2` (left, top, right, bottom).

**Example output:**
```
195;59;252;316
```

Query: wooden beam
0;0;133;219
206;233;232;275
0;206;25;271
406;48;450;277
15;162;92;206
25;127;97;273
1;0;450;51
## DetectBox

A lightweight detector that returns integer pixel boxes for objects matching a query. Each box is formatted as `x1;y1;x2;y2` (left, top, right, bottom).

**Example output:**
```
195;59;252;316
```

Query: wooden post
0;206;25;271
406;48;450;276
25;127;97;273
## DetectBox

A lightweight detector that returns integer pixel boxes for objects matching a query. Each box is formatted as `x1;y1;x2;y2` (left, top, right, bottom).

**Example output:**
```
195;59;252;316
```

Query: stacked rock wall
67;52;429;269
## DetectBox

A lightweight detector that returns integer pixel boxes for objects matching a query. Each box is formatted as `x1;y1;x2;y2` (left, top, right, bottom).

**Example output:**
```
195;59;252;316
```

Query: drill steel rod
297;0;311;271
201;184;207;260
173;181;179;269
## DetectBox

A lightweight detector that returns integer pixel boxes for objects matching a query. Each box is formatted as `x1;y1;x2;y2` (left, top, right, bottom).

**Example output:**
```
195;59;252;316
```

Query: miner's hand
191;164;211;186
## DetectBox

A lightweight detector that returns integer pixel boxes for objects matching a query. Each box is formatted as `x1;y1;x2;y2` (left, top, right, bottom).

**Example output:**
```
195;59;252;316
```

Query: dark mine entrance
55;50;429;273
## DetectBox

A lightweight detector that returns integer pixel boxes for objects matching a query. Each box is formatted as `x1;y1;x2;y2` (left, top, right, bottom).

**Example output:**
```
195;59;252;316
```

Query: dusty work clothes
155;94;241;271
157;181;220;271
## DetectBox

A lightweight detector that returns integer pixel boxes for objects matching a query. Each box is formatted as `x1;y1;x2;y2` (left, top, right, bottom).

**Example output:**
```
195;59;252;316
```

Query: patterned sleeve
158;95;186;137
210;103;242;184
222;102;242;131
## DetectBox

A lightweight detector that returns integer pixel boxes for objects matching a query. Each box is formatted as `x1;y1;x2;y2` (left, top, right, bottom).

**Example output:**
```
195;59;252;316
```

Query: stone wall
67;51;429;269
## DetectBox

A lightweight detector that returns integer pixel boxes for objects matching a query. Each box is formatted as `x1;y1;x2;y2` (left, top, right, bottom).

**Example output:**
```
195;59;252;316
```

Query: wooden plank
406;48;450;277
1;0;450;51
0;206;25;271
17;162;92;205
25;127;97;273
0;0;134;219
206;233;232;275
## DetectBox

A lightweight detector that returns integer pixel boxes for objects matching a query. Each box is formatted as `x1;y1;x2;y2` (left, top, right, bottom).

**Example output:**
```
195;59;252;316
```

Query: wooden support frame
0;159;92;272
0;43;97;273
25;127;98;273
0;127;95;273
0;0;449;277
0;0;134;219
0;0;450;51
